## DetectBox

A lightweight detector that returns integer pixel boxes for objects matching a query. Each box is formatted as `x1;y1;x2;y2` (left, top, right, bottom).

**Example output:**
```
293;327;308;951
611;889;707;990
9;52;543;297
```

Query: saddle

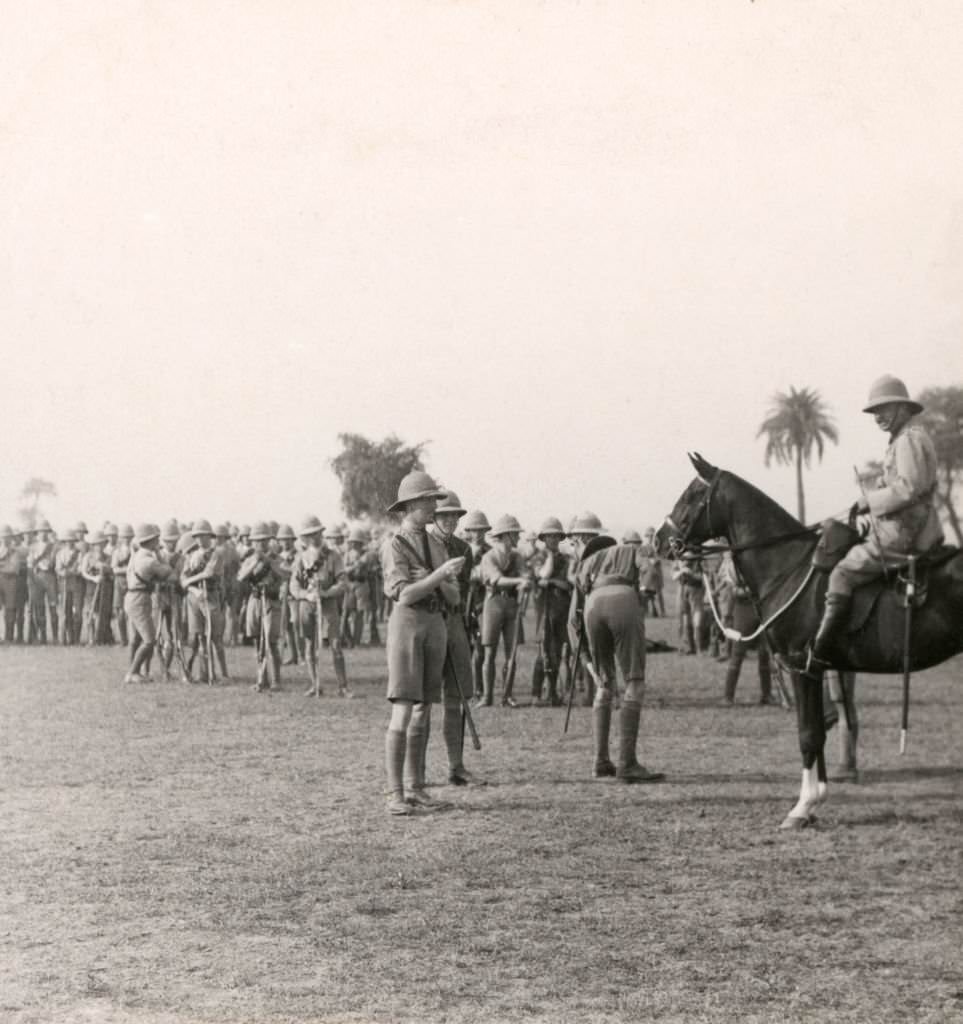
813;518;960;631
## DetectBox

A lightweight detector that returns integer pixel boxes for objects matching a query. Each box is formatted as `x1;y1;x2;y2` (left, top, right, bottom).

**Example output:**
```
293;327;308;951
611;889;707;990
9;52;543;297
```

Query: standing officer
813;376;943;661
28;520;58;643
80;530;113;645
428;491;481;785
381;471;464;815
532;517;572;706
569;514;664;783
719;551;775;706
289;515;351;697
55;530;85;644
110;524;133;645
462;510;491;704
123;524;174;683
181;519;229;683
238;522;286;692
216;523;241;649
478;515;532;707
0;526;24;642
155;519;186;679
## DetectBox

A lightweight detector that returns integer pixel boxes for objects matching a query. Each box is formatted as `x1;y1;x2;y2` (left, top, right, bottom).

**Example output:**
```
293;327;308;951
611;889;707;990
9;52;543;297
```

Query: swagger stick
900;556;916;755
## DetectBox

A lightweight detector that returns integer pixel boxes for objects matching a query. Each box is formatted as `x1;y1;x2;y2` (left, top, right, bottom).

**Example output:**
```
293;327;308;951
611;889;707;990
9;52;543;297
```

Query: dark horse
656;453;963;829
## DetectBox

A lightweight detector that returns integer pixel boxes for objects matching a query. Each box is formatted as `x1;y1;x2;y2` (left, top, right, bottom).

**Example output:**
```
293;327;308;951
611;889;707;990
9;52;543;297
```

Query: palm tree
18;477;57;531
757;387;839;523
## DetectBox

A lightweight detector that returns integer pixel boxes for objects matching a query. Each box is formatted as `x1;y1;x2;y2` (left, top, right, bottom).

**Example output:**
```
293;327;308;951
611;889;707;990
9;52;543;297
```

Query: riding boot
531;652;545;703
472;649;484;701
812;593;852;663
831;711;859;782
592;704;615;777
616;701;664;783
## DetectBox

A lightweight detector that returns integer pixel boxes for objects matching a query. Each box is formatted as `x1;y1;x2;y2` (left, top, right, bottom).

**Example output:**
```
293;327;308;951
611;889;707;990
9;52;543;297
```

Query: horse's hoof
779;814;811;831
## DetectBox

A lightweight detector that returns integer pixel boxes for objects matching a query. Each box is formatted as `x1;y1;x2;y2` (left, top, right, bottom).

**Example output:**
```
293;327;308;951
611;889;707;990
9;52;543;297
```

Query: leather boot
481;658;495;706
592;704;615;777
531;653;545;703
544;670;560;707
616;701;664;783
812;593;852;663
442;703;464;779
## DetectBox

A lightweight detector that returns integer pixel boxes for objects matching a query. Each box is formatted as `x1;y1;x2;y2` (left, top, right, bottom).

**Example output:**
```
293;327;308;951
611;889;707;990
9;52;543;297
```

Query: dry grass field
1;603;960;1024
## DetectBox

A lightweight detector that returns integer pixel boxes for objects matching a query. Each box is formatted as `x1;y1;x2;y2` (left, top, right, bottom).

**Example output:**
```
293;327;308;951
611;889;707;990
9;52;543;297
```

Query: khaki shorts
443;612;471;701
481;593;518;649
186;588;224;639
386;603;446;703
585;585;646;686
245;594;282;643
297;598;340;643
124;590;156;644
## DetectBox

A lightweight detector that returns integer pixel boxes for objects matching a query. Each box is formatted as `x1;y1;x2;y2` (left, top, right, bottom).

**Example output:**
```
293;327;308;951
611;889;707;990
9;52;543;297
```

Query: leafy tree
757;387;839;523
917;385;963;544
330;434;428;522
17;477;57;531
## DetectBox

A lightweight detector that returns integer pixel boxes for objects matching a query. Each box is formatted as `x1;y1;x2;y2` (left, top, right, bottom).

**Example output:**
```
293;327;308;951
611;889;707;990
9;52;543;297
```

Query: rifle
256;589;269;689
444;642;481;751
85;576;102;646
900;556;916;754
170;593;191;680
201;580;216;685
563;620;585;735
501;586;530;705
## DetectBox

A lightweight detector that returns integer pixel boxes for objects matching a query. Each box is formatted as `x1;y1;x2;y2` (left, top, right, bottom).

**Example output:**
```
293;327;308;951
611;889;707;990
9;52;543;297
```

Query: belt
127;587;150;594
411;596;445;614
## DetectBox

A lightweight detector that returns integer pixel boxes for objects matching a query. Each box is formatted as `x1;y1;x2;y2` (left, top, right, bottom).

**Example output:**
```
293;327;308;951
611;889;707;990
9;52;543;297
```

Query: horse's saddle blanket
844;543;960;632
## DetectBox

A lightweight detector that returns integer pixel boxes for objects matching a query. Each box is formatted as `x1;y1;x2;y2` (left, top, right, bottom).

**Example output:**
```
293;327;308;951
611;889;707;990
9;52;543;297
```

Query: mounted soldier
812;376;944;664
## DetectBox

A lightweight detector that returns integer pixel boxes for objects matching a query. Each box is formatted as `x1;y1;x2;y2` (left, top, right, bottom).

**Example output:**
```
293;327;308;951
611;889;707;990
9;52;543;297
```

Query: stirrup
804;647;831;675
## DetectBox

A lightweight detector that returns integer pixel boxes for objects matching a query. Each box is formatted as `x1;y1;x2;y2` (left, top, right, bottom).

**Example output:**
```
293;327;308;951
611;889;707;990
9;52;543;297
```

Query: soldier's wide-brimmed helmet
387;471;447;514
39;519;52;532
88;529;106;546
490;514;523;538
249;521;272;542
277;524;296;540
104;523;118;538
622;529;642;545
537;516;565;539
462;510;491;532
325;524;345;541
239;524;251;538
435;492;467;517
119;524;135;539
298;515;323;537
161;519;180;542
135;523;160;544
268;520;280;537
0;525;14;540
75;521;88;535
348;526;368;544
215;523;230;540
862;375;923;415
568;511;603;536
191;518;214;537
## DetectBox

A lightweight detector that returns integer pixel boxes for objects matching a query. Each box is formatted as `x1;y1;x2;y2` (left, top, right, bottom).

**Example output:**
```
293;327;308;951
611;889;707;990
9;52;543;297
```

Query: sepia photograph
1;3;961;1022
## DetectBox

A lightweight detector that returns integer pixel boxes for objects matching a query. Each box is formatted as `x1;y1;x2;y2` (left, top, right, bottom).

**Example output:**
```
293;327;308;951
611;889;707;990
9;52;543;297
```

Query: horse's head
655;452;729;557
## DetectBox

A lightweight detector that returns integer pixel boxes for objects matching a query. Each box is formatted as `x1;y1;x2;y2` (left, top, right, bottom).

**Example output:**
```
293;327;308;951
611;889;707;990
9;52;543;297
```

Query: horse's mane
719;469;803;531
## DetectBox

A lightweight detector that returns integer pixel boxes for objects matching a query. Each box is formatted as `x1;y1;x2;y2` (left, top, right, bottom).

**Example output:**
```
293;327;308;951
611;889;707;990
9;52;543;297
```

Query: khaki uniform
830;421;943;595
55;545;85;644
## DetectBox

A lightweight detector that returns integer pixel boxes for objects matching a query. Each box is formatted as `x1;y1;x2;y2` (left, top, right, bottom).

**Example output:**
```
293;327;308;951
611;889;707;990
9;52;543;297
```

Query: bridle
663;473;720;557
663;472;819;559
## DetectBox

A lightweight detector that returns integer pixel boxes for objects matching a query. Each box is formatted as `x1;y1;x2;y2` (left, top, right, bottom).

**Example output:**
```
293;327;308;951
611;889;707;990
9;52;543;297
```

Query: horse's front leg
780;669;828;830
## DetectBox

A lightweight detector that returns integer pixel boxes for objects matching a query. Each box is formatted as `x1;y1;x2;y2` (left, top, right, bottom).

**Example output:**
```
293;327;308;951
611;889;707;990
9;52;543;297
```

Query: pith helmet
104;523;119;538
325;524;345;541
387;470;446;514
161;519;180;541
490;514;523;538
215;523;230;539
75;521;88;535
119;523;135;539
462;510;491;532
135;522;160;544
537;516;565;539
622;529;643;544
177;530;198;554
348;526;368;544
88;529;106;545
435;491;467;517
569;511;603;536
39;519;52;532
191;518;214;537
298;514;323;537
277;524;296;540
239;524;251;538
862;375;923;415
249;521;272;541
0;525;13;540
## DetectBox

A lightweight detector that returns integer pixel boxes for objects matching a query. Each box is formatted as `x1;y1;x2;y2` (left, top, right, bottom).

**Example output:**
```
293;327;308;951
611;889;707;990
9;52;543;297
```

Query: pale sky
2;2;961;536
